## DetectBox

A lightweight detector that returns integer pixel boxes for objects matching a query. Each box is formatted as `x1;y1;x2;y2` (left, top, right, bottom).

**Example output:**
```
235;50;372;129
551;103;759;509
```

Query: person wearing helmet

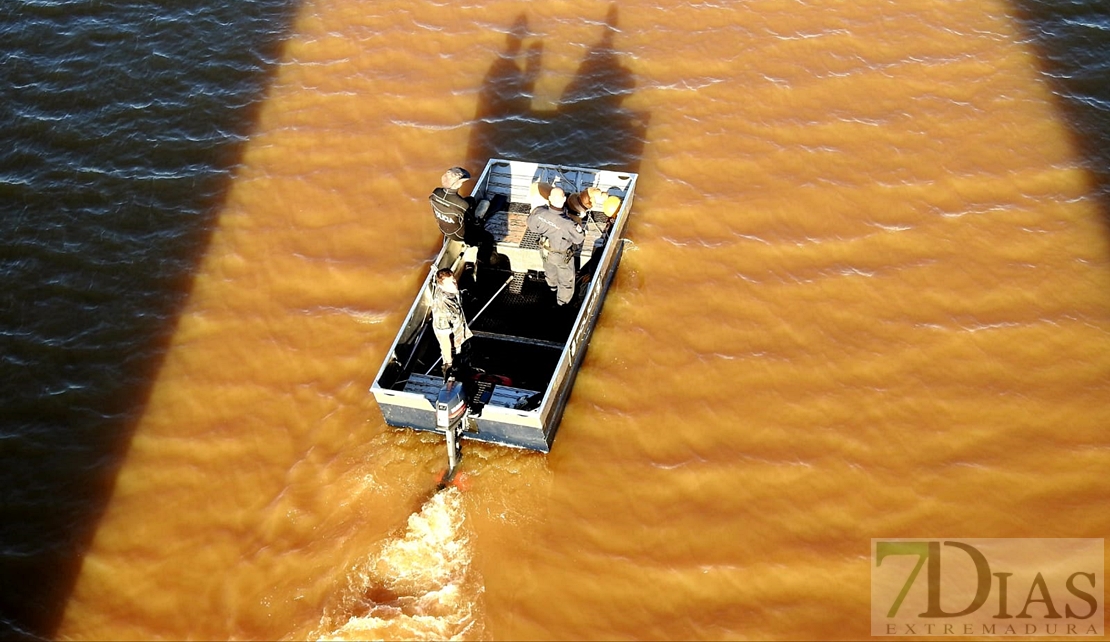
527;186;586;307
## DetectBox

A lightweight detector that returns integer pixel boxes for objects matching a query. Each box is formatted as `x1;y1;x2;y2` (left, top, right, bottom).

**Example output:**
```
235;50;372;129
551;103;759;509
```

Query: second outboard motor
435;377;468;484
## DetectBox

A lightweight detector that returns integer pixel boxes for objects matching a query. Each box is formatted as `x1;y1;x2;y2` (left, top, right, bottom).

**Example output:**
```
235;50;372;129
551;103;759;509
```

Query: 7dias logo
871;539;1104;637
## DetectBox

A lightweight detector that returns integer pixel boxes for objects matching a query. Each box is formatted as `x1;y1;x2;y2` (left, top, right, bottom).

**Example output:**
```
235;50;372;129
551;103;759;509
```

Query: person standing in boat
527;186;585;307
429;166;495;263
430;268;472;376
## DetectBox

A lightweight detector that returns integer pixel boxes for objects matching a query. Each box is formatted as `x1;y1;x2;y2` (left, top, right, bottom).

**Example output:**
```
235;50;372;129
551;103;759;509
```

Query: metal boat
370;158;638;475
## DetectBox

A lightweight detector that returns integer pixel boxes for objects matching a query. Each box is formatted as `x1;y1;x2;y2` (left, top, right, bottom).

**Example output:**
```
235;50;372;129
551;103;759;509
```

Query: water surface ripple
1;0;1108;640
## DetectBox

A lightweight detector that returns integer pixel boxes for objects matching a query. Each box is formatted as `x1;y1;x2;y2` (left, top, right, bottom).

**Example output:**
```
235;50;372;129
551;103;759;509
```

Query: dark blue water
1;1;298;638
1010;0;1110;222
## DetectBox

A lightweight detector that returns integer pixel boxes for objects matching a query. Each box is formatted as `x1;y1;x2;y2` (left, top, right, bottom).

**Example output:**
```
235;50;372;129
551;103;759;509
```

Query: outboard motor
435;377;468;484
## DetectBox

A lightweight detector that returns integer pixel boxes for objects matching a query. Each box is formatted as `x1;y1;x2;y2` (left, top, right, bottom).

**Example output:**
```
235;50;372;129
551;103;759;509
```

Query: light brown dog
528;181;552;210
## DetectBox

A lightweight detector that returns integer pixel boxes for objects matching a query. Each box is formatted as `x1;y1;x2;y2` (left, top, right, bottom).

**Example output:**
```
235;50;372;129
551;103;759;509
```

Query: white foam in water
315;487;485;641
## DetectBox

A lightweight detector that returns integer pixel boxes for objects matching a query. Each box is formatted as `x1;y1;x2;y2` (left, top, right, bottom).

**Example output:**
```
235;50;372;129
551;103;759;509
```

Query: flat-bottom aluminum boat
370;159;638;475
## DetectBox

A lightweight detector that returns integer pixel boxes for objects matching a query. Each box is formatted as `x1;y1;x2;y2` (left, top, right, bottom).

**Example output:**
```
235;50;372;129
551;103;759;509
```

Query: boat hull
370;159;638;452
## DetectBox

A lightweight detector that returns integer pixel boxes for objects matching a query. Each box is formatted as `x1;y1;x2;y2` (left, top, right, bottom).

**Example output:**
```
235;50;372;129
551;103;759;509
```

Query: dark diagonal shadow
467;3;650;173
1008;0;1110;230
0;1;301;639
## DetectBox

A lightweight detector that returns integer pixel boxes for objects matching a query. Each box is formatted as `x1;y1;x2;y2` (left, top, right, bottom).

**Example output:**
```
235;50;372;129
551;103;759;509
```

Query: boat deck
393;260;582;395
396;198;615;396
402;373;536;410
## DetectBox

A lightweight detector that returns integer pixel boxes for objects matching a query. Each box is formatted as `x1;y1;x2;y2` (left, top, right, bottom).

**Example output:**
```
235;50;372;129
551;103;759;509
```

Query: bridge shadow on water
467;3;650;175
1008;0;1110;233
0;2;300;639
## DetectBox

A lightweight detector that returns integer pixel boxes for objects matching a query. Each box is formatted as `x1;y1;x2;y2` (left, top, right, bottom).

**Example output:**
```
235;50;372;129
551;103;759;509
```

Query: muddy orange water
56;0;1110;639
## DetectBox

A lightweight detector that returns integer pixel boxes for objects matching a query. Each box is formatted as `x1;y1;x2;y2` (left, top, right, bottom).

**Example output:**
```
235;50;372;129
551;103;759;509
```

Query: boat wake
312;487;485;641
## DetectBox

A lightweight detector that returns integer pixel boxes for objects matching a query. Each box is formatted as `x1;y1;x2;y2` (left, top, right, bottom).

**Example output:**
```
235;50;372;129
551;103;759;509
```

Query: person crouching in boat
431;268;472;376
429;166;496;265
527;187;586;307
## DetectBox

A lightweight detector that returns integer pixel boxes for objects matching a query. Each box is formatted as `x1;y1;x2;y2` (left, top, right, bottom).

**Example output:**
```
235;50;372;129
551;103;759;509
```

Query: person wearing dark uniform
430;268;472;375
429;166;496;264
527;187;585;307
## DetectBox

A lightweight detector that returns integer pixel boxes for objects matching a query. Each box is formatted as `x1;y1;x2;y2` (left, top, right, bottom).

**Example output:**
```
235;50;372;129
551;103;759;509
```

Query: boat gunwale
369;158;638;451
